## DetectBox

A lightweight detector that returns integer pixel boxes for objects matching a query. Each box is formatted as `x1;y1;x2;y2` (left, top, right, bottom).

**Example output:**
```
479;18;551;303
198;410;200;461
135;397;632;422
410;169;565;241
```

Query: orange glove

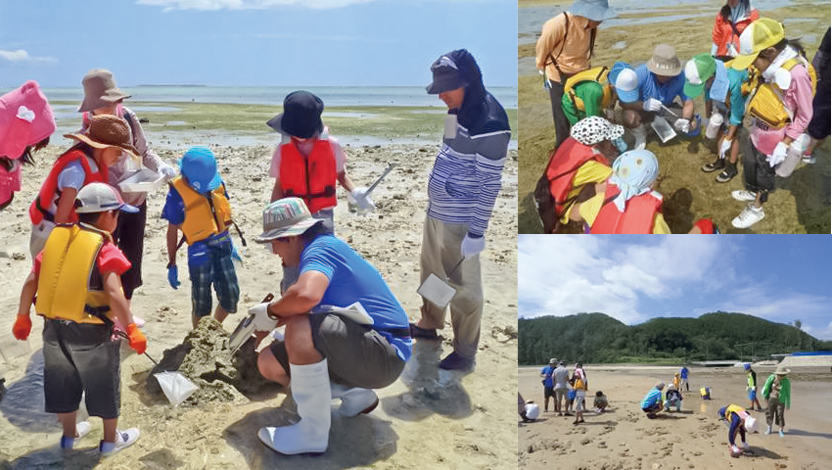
126;323;147;355
13;314;32;340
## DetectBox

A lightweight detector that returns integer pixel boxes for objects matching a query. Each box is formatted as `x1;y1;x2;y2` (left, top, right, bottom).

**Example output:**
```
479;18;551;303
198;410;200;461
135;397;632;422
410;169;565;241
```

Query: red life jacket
279;139;337;214
590;182;663;234
545;137;607;217
29;148;108;224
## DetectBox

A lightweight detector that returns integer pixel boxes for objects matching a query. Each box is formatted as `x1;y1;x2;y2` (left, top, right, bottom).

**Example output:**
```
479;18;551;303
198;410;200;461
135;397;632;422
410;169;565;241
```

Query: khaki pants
419;216;483;359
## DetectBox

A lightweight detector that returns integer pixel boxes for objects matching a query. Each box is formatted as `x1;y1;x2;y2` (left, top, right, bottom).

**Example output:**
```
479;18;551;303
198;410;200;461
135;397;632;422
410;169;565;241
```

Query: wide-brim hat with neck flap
64;114;139;160
266;91;324;139
78;69;131;113
647;44;683;77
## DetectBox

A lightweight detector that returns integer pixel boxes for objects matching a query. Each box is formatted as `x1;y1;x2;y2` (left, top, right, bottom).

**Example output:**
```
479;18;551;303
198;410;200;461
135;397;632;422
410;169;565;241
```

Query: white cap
75;182;139;214
614;68;639;103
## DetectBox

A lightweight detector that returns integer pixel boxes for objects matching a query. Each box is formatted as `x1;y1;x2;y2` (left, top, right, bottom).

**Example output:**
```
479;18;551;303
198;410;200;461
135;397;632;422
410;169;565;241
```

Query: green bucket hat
683;53;717;99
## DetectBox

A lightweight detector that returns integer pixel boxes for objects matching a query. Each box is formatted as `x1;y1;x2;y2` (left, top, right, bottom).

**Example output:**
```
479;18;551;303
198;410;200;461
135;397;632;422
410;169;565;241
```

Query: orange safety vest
545;137;608;217
590;183;663;234
279;139;337;214
29;148;108;225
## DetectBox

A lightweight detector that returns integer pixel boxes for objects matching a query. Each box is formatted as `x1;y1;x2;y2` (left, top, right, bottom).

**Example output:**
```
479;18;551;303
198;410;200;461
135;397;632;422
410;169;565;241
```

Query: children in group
77;69;177;304
13;182;146;455
28;115;138;258
162;146;240;328
594;390;609;413
718;403;757;457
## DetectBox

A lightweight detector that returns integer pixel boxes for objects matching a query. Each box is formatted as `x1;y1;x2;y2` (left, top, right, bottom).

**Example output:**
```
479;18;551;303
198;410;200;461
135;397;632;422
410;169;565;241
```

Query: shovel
417;258;464;309
117;331;199;407
350;163;397;211
228;293;275;354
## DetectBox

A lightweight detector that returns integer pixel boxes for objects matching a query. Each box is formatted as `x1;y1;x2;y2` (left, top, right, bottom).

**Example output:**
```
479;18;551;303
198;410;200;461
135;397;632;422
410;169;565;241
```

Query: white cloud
716;286;832;339
137;0;385;11
0;49;57;64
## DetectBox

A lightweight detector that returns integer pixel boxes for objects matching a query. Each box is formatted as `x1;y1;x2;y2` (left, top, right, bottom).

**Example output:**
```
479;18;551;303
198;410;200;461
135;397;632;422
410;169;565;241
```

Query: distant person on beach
711;0;759;61
761;366;791;436
14;183;146;455
802;27;830;163
718;403;757;457
619;44;700;150
28;115;135;258
571;363;588;424
554;360;570;415
729;18;815;229
683;53;750;183
266;90;373;293
641;381;665;418
594;390;609;413
541;358;557;412
250;198;411;455
162;146;239;329
78;70;177;308
664;384;683;412
409;49;510;372
0;81;54;212
744;363;763;411
535;115;625;233
680;366;690;391
536;0;617;149
672;372;681;390
561;61;630;126
519;393;539;423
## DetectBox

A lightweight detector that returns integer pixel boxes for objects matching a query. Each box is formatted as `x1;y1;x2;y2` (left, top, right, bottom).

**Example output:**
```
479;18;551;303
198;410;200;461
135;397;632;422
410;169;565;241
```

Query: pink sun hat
0;80;56;159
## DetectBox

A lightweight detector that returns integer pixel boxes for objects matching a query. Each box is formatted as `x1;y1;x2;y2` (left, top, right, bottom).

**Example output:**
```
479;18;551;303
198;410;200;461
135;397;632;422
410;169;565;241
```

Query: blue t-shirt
708;64;749;126
641;388;663;409
680;367;689;379
300;235;412;362
636;64;688;105
541;365;555;388
160;184;230;261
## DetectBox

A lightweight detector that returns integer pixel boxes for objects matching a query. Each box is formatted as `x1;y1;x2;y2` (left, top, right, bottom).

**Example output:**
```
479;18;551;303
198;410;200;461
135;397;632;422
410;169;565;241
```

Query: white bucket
650;116;677;143
418;273;456;309
154;371;199;407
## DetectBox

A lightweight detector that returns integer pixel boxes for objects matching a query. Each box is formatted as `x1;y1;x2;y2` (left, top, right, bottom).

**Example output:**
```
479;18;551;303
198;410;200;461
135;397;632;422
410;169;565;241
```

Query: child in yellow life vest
162;146;240;329
266;91;374;293
12;182;146;455
729;18;815;229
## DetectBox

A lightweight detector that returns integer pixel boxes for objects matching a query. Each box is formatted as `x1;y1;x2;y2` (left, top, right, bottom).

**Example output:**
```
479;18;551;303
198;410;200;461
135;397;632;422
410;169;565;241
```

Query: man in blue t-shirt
620;44;699;149
248;197;412;456
540;358;557;412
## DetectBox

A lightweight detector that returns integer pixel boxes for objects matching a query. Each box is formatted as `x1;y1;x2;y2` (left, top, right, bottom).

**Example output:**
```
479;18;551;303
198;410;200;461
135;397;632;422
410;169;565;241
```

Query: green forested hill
518;312;830;365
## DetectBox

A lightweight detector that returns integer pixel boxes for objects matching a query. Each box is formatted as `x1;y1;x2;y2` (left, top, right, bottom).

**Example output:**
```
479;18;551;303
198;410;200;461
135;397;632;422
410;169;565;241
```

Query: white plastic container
118;169;165;193
706;113;724;139
418;273;457;309
650;116;677;143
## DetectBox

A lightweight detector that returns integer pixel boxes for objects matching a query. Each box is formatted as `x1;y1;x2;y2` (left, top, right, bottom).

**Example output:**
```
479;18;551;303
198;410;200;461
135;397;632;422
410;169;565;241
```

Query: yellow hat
732;18;785;70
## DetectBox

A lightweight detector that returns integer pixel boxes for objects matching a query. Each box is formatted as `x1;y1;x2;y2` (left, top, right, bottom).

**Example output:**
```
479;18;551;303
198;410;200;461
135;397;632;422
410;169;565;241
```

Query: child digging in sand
594;390;609;413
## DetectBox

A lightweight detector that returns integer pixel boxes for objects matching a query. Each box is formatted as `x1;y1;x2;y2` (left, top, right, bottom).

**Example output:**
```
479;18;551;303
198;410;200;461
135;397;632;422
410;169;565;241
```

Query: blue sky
0;0;517;88
519;235;832;340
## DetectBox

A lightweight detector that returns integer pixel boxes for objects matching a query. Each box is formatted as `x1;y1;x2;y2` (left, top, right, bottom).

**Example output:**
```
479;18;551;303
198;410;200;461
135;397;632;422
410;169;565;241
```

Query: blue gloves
167;265;180;290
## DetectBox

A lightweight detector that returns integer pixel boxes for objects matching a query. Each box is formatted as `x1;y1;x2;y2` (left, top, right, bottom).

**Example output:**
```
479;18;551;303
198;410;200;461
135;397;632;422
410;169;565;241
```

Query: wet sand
0;137;518;469
518;365;832;470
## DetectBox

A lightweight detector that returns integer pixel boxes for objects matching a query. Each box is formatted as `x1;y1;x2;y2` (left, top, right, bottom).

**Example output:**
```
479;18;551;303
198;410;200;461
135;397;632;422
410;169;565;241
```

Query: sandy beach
0;123;519;467
518;365;832;470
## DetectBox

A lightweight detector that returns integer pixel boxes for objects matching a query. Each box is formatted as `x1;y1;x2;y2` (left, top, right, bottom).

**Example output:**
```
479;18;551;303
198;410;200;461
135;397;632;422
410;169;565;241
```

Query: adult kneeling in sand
641;381;665;418
250;197;412;455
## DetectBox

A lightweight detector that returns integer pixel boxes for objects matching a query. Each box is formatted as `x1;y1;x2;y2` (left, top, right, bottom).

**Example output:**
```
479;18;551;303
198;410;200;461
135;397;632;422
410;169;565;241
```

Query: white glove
674;118;690;134
719;138;733;158
461;234;485;259
766;141;789;167
642;98;662;112
248;302;278;332
349;187;376;213
159;164;178;180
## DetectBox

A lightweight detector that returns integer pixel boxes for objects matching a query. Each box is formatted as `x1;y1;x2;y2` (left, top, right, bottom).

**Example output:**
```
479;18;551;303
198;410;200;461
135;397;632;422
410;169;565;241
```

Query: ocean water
8;86;517;110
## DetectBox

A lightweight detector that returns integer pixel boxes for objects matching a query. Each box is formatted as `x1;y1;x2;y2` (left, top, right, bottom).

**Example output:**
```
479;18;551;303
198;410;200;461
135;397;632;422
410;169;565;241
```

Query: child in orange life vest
729;18;815;229
77;69;177;305
13;182;146;455
162;146;240;329
28;115;139;259
266;91;374;293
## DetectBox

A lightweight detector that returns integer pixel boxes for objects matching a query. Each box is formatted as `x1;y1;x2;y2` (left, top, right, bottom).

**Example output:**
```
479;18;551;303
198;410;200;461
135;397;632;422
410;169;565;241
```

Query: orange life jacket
29;148;107;224
590;183;663;234
545;137;608;217
279;139;337;213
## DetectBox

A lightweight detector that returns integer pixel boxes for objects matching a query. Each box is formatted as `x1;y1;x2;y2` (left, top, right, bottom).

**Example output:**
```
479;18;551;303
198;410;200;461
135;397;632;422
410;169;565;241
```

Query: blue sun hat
569;0;617;22
608;61;631;89
180;146;222;193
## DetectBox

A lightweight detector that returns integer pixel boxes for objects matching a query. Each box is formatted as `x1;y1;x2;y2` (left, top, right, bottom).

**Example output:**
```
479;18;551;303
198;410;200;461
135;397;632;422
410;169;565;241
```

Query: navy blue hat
267;91;324;139
426;54;468;94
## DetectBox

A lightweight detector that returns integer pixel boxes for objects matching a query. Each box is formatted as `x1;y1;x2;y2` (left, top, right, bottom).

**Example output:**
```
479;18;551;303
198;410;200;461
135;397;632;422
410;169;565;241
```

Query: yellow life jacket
725;404;748;422
171;176;233;245
700;387;710;398
564;66;613;112
746;57;817;129
35;224;113;324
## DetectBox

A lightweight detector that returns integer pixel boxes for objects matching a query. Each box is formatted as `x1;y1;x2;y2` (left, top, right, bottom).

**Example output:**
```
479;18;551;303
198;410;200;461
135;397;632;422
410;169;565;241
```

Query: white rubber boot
331;383;379;417
258;359;331;455
631;124;647;150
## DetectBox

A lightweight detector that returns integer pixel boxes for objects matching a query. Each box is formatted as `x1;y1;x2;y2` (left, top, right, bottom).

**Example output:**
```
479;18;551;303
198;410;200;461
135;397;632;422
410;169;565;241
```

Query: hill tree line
519;312;832;365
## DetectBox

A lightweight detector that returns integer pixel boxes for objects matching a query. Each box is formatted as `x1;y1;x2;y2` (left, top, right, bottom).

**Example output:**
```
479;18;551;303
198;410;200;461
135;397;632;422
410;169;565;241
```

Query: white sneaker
731;190;757;202
99;428;140;456
732;203;765;229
